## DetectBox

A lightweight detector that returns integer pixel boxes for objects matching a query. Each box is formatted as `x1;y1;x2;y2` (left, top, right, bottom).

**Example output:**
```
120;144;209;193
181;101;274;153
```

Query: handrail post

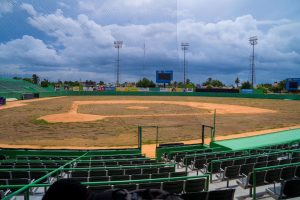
202;125;205;145
253;170;256;200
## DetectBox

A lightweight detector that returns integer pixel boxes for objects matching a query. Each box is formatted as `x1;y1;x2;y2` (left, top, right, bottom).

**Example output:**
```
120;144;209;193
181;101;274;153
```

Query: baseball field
0;96;300;149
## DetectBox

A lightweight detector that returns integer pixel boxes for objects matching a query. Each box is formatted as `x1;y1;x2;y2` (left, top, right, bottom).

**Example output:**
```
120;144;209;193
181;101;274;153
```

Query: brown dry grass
0;96;300;148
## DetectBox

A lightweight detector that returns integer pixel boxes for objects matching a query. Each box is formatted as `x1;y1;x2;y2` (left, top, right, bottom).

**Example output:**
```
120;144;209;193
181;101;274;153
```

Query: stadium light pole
114;41;123;86
181;42;189;88
249;36;258;88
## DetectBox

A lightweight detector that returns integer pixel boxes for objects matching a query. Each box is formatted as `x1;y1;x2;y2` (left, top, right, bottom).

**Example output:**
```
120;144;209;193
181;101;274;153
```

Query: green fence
0;148;141;159
1;90;300;100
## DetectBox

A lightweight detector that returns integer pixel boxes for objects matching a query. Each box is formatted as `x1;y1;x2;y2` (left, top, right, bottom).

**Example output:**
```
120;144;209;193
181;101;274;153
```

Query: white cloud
0;35;60;67
1;2;300;84
0;0;13;16
20;3;37;16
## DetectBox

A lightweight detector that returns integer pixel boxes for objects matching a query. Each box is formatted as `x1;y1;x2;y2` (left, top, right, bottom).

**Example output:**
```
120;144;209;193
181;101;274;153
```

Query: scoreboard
156;70;173;84
286;78;300;91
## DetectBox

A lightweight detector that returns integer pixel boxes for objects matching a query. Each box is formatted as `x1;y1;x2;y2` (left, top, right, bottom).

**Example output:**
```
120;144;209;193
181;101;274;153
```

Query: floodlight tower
249;36;258;88
114;41;123;86
181;42;189;87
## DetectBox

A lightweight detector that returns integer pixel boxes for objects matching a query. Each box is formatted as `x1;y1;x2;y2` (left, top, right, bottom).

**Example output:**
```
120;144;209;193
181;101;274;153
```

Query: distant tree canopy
136;78;156;88
32;74;40;84
241;81;252;89
40;79;50;87
202;77;225;87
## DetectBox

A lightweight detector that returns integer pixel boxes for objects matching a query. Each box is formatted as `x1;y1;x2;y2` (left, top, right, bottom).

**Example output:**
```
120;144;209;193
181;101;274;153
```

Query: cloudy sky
0;0;299;85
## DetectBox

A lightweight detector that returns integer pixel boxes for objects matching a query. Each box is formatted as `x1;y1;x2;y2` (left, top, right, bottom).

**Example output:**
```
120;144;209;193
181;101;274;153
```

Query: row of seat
70;166;175;178
74;159;157;167
215;158;296;187
87;177;206;194
266;178;300;199
237;165;300;196
0;171;49;180
177;143;299;167
180;150;259;168
71;171;188;182
163;148;214;161
0;163;65;169
16;154;145;161
192;153;297;174
180;188;235;200
4;157;148;164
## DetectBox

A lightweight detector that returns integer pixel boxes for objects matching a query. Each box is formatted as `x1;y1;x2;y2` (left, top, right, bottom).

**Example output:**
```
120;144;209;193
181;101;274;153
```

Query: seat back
194;159;207;169
207;188;235;200
89;170;107;177
206;162;221;173
88;185;112;193
142;168;158;174
159;167;175;173
248;171;266;186
254;161;267;168
170;171;187;177
162;180;184;194
71;171;88;178
221;160;233;170
279;159;291;165
265;168;281;183
125;168;141;175
224;165;240;179
245;157;256;164
280;166;296;180
233;158;245;165
267;160;279;167
107;169;124;176
131;174;150;180
180;191;207;200
114;184;136;191
110;175;130;181
151;173;169;179
138;182;161;190
89;176;109;182
240;163;254;175
282;179;300;198
184;178;206;193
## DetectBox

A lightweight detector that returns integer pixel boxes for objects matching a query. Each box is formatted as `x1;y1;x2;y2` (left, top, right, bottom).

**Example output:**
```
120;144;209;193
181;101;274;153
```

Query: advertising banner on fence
97;86;105;91
160;88;172;92
105;87;116;91
116;87;140;92
72;86;80;91
138;88;150;92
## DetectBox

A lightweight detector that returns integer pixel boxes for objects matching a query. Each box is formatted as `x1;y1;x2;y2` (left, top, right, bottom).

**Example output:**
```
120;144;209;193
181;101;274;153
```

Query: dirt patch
0;125;299;158
127;106;149;110
39;100;276;123
0;97;65;110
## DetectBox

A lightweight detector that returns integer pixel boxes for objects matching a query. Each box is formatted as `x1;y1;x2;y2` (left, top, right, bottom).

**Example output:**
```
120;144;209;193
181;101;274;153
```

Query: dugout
0;97;6;105
22;93;39;100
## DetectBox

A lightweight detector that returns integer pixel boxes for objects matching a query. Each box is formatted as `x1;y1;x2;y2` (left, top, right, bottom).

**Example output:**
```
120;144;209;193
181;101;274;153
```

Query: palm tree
235;77;240;88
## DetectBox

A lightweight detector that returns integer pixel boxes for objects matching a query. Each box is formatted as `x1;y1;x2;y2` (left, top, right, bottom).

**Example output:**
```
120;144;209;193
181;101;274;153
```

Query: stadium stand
0;132;300;199
0;78;54;99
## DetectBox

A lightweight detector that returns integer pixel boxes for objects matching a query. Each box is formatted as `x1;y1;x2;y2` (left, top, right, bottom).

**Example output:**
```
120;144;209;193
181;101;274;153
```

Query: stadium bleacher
0;78;53;100
0;141;299;200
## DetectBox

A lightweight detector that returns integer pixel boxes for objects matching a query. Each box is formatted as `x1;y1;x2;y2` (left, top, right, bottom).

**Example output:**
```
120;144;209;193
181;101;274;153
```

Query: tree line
12;74;287;92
